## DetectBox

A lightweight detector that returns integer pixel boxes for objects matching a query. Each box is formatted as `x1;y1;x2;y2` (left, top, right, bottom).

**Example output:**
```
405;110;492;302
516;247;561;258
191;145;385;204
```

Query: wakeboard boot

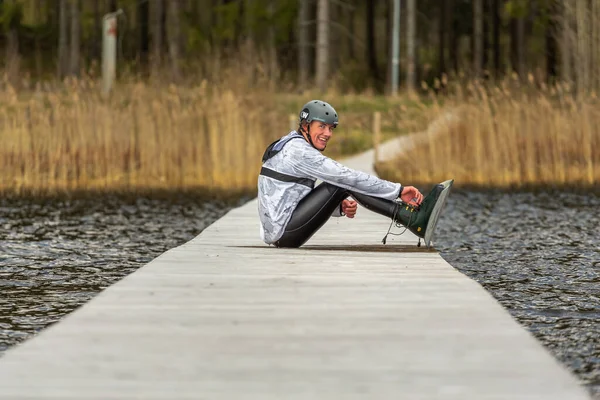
393;179;454;247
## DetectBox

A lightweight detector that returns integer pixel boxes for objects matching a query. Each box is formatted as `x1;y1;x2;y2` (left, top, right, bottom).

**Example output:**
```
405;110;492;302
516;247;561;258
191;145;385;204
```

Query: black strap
261;134;305;162
260;167;315;189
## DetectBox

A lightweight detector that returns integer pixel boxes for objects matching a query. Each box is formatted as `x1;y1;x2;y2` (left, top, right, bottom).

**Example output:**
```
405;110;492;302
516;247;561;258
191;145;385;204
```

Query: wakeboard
423;179;454;248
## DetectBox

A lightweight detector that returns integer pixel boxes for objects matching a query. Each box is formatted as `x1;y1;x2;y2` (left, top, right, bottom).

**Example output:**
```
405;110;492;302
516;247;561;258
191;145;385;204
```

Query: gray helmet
299;100;339;127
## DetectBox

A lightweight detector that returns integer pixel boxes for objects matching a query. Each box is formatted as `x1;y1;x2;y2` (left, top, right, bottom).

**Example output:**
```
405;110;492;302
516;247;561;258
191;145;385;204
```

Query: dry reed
376;80;599;189
0;72;420;197
5;72;593;197
0;78;286;197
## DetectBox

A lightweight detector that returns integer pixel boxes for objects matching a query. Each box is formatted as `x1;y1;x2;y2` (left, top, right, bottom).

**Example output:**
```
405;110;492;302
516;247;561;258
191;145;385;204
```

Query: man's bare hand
400;186;423;207
342;199;358;218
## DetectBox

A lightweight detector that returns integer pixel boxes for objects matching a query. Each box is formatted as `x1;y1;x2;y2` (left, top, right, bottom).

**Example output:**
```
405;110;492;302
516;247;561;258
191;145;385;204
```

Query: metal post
102;10;123;96
391;0;401;96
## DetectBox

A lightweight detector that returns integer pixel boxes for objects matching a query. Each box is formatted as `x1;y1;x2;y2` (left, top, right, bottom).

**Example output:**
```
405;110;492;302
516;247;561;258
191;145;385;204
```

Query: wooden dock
0;143;591;399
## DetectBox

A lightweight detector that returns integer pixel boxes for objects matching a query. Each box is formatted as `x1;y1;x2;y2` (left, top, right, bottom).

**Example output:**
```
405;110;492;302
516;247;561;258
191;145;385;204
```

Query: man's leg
355;181;452;246
350;192;398;219
275;183;403;248
275;183;349;248
275;181;451;248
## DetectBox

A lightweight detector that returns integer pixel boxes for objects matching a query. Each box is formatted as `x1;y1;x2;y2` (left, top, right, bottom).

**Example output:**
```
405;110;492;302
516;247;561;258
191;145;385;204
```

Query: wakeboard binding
394;179;454;248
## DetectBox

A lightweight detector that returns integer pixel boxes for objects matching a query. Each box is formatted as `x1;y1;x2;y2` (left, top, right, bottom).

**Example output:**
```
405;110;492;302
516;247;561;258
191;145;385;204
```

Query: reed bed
0;79;287;197
377;81;600;190
5;73;593;197
0;74;421;197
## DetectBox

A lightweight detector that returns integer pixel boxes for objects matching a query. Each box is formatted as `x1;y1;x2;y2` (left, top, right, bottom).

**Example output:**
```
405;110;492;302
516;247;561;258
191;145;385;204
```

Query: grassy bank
0;78;416;197
376;81;599;190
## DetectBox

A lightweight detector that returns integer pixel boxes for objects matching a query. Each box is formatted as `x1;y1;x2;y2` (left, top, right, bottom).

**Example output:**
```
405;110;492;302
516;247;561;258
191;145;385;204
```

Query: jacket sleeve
288;143;402;201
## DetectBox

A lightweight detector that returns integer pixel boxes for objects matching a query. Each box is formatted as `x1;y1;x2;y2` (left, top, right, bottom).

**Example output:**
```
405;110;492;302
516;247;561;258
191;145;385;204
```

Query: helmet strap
298;122;321;152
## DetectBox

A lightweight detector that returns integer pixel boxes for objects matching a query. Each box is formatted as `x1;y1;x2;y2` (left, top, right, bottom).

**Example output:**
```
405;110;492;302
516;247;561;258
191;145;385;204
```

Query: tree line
0;0;598;94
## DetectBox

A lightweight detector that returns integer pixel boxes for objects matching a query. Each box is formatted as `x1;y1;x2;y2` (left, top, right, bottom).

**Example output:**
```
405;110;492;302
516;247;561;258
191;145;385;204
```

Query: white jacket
257;131;402;244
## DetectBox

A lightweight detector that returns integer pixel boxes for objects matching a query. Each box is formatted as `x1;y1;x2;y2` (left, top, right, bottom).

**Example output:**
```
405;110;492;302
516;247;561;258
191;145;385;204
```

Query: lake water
0;194;245;352
0;190;598;397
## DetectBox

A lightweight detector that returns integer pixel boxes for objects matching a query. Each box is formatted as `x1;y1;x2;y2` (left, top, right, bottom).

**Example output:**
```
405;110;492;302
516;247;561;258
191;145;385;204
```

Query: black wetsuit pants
275;183;399;248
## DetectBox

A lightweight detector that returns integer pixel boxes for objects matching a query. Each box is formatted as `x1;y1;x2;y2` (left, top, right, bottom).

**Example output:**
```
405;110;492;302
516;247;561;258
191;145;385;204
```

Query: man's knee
320;182;347;196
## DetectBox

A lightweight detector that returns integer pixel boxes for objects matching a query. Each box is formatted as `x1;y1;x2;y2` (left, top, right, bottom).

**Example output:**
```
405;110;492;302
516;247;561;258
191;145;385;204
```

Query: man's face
305;120;335;151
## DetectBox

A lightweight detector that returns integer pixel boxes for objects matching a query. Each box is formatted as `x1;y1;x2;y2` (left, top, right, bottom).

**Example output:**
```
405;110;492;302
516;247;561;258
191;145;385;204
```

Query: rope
381;202;414;245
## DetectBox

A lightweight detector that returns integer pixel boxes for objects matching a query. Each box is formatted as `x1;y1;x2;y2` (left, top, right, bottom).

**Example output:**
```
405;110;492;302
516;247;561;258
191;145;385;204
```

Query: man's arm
289;144;402;201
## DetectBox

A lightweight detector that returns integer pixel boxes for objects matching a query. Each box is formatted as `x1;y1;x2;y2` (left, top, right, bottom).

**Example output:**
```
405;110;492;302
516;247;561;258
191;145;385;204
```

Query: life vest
261;133;305;162
259;133;315;189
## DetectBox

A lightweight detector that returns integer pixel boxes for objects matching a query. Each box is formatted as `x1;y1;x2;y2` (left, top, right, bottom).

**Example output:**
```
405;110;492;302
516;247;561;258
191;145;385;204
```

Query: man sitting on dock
257;99;453;248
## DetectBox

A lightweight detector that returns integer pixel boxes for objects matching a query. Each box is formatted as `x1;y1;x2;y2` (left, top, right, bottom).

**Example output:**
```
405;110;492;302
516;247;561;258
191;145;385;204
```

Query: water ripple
0;195;241;353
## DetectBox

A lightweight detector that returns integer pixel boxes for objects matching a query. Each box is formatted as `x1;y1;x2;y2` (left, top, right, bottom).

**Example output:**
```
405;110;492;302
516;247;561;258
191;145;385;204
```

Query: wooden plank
0;145;591;400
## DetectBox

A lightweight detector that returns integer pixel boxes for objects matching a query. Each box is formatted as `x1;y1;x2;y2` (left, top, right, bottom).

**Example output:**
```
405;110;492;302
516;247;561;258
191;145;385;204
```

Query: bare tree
245;0;254;46
346;3;355;60
491;0;501;77
516;14;526;78
58;0;69;79
93;0;102;62
268;0;278;82
545;2;558;83
510;11;526;78
298;0;311;86
366;1;380;88
449;0;459;74
560;1;573;86
69;0;80;76
33;0;44;79
150;0;163;79
560;0;600;94
330;0;342;74
594;0;600;90
4;0;20;86
386;0;392;91
244;0;255;81
575;0;590;94
473;0;483;77
316;0;329;92
439;0;447;78
138;0;150;66
406;0;416;92
166;0;181;82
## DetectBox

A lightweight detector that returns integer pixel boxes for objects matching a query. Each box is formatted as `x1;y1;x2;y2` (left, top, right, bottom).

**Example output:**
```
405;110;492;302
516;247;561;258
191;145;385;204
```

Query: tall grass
376;79;600;190
5;70;594;197
0;70;422;197
0;78;286;197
